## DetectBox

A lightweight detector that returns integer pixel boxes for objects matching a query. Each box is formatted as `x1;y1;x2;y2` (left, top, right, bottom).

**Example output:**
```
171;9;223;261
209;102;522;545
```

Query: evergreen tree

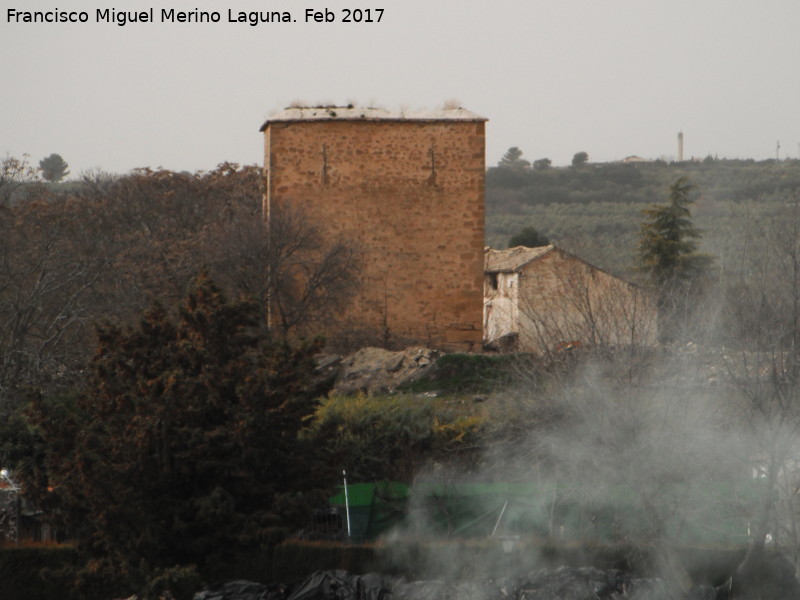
638;177;712;286
638;177;714;340
571;151;589;167
498;146;530;169
29;272;332;597
508;226;550;248
532;157;552;170
38;153;70;182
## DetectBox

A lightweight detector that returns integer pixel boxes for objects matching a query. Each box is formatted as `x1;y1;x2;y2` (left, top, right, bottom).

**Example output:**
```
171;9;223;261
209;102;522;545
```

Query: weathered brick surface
263;116;486;351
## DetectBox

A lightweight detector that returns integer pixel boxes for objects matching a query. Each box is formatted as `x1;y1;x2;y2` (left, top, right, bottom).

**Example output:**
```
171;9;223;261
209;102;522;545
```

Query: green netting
328;480;759;544
329;481;410;540
329;482;409;507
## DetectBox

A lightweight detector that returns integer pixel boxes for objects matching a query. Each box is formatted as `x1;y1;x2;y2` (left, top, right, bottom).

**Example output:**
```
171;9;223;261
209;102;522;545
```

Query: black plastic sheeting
287;571;390;600
194;580;287;600
193;568;731;600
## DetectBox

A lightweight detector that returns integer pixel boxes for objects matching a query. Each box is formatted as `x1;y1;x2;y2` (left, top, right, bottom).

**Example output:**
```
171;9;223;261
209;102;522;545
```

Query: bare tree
266;202;360;339
0;196;110;401
0;162;362;402
720;200;800;589
509;251;659;380
0;154;45;206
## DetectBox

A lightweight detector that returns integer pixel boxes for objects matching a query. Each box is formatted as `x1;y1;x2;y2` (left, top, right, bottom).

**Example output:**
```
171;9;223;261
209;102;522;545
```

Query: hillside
486;158;800;276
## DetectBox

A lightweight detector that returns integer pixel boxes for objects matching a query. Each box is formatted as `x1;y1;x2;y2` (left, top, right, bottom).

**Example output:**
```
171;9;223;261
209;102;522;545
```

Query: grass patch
397;353;523;395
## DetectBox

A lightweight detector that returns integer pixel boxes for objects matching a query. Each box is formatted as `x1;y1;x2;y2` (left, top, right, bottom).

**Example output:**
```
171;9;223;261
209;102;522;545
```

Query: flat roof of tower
259;105;486;131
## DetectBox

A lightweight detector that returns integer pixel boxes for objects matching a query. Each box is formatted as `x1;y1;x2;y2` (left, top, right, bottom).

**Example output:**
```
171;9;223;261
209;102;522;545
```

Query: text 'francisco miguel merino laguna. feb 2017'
6;7;385;26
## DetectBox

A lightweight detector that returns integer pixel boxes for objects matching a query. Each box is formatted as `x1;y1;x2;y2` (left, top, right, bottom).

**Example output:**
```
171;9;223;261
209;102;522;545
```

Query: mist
379;336;800;596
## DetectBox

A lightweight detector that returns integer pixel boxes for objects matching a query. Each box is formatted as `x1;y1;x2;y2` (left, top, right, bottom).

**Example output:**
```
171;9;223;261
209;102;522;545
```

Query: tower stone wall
261;107;486;351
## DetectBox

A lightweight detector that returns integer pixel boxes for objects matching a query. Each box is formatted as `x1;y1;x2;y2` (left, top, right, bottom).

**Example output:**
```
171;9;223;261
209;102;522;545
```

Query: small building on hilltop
484;245;657;353
260;105;486;351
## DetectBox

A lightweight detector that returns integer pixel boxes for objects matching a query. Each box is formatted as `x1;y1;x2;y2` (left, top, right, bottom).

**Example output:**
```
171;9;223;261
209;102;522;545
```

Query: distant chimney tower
678;132;684;162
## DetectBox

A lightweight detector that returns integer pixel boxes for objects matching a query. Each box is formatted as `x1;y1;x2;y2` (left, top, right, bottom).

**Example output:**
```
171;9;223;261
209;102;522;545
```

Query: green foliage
304;394;484;482
636;177;715;341
38;154;69;182
498;146;530;170
572;151;589;167
29;272;332;596
508;226;550;249
485;159;800;276
398;352;519;395
533;158;552;171
638;177;714;286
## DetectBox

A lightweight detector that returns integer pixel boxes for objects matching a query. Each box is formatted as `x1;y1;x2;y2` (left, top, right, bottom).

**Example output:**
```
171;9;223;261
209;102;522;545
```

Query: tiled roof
484;245;554;273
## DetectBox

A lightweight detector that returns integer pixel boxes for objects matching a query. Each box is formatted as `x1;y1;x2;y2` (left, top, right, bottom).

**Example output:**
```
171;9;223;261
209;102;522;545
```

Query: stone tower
260;105;486;351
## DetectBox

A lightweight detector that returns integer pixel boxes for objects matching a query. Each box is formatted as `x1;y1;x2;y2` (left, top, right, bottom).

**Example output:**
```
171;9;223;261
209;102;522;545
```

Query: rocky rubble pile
321;347;440;396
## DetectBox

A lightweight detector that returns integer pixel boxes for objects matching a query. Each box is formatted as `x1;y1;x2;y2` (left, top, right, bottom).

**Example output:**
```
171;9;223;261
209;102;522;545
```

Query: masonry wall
264;119;485;351
484;249;658;353
483;272;519;347
516;251;658;353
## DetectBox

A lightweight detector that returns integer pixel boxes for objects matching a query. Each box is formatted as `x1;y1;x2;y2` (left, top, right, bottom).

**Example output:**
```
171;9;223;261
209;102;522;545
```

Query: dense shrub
0;545;79;600
303;394;484;481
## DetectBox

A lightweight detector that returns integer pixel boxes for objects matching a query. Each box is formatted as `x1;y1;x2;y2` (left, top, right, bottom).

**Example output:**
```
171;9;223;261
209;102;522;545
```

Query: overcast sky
3;1;800;175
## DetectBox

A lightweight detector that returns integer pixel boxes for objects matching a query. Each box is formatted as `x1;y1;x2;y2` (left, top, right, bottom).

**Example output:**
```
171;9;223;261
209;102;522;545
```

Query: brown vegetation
0;161;364;404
